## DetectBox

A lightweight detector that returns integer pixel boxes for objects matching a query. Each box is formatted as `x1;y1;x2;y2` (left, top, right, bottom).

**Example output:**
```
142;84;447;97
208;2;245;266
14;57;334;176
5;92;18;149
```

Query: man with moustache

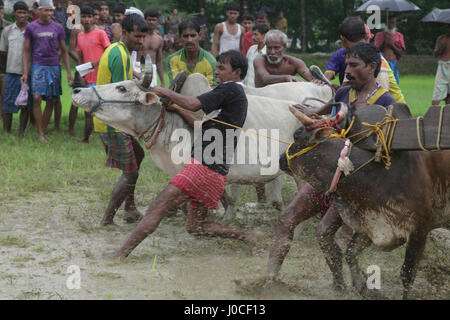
166;19;216;86
253;29;318;87
137;8;164;87
263;43;395;287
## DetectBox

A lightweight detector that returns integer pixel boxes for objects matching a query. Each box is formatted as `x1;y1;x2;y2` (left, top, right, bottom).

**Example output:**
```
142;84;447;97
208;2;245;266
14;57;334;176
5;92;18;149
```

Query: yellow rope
168;103;292;145
416;105;445;152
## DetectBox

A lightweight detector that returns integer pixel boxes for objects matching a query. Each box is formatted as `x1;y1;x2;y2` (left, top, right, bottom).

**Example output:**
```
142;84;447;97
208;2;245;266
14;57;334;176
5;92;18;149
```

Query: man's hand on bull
311;78;327;86
291;103;320;117
285;75;302;83
151;86;168;97
20;74;27;86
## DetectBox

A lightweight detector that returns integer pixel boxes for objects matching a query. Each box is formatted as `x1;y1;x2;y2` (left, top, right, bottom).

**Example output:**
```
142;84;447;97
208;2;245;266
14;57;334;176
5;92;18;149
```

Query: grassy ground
0;70;448;300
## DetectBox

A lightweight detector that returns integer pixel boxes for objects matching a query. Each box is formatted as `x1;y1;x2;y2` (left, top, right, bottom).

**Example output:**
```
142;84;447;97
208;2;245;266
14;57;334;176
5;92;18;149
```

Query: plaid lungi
31;65;62;100
170;158;226;210
3;73;33;113
99;132;139;173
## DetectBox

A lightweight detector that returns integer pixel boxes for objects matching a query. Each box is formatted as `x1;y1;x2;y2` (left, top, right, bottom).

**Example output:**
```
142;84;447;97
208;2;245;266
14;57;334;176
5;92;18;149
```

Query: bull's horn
140;54;153;89
289;105;315;126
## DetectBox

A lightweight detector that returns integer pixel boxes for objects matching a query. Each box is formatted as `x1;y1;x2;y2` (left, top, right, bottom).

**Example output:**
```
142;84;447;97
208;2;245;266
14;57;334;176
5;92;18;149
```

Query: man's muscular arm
293;57;315;81
254;56;301;87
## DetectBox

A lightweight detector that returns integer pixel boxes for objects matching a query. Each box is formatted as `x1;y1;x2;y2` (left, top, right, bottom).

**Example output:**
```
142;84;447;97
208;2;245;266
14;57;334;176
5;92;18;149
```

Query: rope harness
416;105;446;152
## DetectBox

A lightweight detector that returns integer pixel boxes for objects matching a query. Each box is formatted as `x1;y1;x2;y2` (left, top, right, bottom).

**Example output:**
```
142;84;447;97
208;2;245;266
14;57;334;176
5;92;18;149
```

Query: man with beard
166;19;216;86
253;30;317;87
263;43;395;288
137;8;164;87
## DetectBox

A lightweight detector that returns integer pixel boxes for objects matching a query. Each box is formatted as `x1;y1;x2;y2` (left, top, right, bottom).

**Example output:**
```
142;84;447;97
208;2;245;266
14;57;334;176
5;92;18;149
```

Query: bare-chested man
254;29;317;87
137;8;164;87
432;31;450;106
211;2;244;57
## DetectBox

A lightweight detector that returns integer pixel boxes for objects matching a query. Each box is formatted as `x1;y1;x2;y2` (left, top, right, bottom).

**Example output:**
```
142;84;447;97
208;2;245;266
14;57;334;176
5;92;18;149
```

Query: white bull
71;73;332;218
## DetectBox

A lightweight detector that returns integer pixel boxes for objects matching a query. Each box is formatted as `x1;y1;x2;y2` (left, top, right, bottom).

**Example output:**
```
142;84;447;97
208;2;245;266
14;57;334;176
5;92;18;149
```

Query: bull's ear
309;127;335;144
140;92;159;105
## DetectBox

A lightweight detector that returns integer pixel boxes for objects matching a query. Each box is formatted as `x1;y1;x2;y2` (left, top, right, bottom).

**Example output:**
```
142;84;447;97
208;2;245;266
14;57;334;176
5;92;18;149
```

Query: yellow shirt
94;41;133;133
166;48;216;86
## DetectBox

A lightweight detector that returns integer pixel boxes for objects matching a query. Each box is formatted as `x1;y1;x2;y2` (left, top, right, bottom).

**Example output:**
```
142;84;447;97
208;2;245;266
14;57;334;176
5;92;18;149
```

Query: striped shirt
94;41;133;133
166;48;216;86
243;44;266;88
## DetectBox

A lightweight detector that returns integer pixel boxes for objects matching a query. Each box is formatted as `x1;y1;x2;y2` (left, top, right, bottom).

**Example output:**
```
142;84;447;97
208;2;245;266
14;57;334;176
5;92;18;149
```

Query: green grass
0;68;438;200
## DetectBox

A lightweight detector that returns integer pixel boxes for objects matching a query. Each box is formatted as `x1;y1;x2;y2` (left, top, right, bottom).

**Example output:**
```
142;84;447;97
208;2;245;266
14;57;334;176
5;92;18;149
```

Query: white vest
219;22;241;54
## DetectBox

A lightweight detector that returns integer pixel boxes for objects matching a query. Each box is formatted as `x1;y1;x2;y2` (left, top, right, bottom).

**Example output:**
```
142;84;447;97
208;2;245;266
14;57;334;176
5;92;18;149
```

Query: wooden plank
348;104;450;151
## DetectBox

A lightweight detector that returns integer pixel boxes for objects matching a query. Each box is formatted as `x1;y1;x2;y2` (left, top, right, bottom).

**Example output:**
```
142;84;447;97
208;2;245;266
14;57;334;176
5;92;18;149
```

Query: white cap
38;0;55;9
124;7;144;18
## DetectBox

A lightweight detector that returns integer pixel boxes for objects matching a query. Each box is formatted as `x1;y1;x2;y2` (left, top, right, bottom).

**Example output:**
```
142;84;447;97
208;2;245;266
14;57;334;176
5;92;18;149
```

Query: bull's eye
116;85;127;93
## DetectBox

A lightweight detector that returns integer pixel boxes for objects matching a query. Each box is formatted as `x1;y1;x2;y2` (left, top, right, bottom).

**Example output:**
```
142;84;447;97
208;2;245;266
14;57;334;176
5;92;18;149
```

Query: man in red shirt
241;13;254;56
374;16;405;84
69;5;110;143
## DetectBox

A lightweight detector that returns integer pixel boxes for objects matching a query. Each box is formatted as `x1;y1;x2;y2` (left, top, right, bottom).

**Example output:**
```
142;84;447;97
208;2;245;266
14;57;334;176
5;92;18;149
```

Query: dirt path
0;190;448;300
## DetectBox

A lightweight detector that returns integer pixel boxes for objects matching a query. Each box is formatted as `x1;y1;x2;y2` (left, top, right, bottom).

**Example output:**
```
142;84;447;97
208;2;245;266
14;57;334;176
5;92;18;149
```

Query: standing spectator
211;3;244;57
325;17;406;104
93;13;148;226
244;23;269;88
156;9;165;36
241;13;254;56
111;2;126;43
275;11;288;34
69;5;110;143
96;1;113;43
255;11;270;28
92;3;100;25
30;2;39;21
196;8;209;49
21;0;73;143
166;19;216;86
54;1;66;26
374;16;405;84
432;33;450;106
0;0;11;120
138;8;164;87
166;8;182;42
0;1;32;138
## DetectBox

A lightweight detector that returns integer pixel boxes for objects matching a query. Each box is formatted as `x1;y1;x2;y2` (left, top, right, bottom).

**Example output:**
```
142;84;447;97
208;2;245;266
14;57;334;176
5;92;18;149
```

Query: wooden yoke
349;104;450;152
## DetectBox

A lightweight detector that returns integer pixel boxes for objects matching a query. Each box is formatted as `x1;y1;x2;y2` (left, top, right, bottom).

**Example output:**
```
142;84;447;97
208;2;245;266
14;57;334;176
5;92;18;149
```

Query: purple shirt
326;48;346;85
334;85;396;115
24;20;65;66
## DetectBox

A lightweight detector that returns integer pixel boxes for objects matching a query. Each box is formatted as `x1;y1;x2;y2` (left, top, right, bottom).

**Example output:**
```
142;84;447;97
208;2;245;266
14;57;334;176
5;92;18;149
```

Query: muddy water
0;190;448;300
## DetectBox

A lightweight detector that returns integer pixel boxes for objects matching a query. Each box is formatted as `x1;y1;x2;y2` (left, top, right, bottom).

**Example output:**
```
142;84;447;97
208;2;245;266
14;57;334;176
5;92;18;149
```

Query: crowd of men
0;0;450;267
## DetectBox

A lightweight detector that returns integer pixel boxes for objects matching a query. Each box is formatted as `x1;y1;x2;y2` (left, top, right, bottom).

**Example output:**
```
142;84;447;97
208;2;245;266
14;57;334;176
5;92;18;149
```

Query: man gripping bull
95;13;148;226
264;43;395;290
105;50;260;259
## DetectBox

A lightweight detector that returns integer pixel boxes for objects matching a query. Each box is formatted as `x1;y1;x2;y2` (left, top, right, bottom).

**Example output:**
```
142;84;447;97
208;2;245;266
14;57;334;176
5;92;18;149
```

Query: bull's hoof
332;280;347;295
234;274;276;293
123;210;143;224
271;200;283;211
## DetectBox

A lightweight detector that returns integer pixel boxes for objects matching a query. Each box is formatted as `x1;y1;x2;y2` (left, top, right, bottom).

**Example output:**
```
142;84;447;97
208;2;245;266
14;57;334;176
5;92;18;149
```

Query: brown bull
280;104;450;299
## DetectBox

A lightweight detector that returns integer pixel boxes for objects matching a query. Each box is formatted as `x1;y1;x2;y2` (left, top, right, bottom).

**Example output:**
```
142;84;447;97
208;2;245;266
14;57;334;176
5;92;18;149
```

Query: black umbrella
355;0;420;12
421;8;450;24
